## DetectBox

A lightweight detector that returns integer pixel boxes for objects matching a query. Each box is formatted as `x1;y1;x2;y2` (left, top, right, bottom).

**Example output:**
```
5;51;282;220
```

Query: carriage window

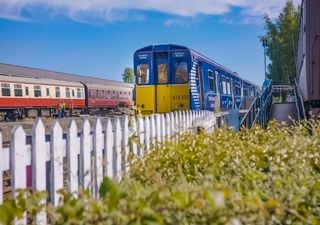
235;85;241;96
1;83;10;96
55;87;61;98
77;88;81;98
158;63;167;84
14;84;23;97
222;78;227;95
46;88;50;96
208;70;214;92
34;85;42;97
175;61;188;83
25;86;29;96
72;89;75;97
137;64;149;84
66;87;71;98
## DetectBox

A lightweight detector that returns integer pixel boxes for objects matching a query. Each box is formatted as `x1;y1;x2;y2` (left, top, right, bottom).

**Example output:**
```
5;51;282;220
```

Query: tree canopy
262;1;300;85
122;67;134;83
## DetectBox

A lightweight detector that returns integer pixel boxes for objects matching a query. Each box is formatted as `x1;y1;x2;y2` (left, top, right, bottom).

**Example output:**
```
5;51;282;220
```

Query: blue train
134;44;258;114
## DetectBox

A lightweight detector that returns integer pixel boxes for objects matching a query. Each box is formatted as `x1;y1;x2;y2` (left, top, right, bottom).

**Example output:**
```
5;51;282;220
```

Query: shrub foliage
1;120;320;224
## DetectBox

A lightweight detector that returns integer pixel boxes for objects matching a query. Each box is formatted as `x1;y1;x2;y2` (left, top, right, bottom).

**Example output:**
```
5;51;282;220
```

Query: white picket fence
0;110;215;224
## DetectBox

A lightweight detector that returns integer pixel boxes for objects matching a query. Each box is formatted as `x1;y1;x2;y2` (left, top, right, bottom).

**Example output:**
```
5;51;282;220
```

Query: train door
197;62;205;109
154;52;170;113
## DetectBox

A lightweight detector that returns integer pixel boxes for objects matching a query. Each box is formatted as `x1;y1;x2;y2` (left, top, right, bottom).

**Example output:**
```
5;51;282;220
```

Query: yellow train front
134;44;258;115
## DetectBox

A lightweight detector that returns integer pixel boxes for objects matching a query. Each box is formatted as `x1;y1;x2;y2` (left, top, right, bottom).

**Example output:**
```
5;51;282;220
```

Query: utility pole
262;37;268;80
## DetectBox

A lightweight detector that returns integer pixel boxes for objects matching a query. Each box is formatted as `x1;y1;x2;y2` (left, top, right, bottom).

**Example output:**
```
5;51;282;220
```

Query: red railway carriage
0;74;85;120
84;82;133;110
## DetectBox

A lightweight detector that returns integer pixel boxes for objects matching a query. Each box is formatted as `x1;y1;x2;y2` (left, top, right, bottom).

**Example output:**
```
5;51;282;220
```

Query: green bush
1;120;320;224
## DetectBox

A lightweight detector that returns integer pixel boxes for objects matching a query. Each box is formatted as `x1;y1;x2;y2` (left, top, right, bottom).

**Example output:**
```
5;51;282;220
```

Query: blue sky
0;0;299;86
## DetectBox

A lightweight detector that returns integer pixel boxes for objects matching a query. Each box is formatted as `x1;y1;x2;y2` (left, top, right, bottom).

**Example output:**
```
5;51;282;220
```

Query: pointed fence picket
0;110;216;215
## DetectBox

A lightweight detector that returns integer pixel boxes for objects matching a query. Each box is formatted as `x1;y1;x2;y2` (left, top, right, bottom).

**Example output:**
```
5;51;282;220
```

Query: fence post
130;117;138;156
155;114;161;143
80;118;91;191
66;119;78;196
144;116;150;152
150;114;156;146
32;118;47;224
50;120;64;206
160;114;166;142
104;118;114;178
165;113;171;139
122;116;130;173
93;117;103;197
114;117;122;179
10;125;27;224
170;112;175;138
137;116;145;156
0;131;3;205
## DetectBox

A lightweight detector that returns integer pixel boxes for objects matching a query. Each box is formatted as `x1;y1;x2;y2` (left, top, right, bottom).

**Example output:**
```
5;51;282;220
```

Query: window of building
34;85;42;97
46;88;50;96
72;89;75;97
158;63;167;84
14;84;23;97
55;87;61;98
25;86;29;96
175;61;188;83
77;88;81;98
1;83;10;96
208;70;214;92
66;87;71;98
137;64;149;84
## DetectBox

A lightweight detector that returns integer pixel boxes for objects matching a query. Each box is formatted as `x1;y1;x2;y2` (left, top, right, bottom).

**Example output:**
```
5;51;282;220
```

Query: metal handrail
294;79;307;120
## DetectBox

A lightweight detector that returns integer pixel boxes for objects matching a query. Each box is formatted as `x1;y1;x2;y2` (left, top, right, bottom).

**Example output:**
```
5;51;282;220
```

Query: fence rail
0;110;215;224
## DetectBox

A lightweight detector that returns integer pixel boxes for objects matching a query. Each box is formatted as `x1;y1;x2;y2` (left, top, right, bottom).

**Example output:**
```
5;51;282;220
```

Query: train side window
222;78;227;95
66;88;71;98
208;70;214;92
72;89;75;97
77;88;81;98
55;87;61;98
175;61;188;83
25;86;29;96
34;85;42;97
215;70;221;93
46;88;50;97
226;79;231;95
1;83;11;97
14;84;23;97
137;64;149;84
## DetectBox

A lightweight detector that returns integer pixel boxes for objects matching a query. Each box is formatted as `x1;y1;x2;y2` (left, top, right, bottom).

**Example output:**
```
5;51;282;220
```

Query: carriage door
215;70;221;111
197;62;205;109
155;52;170;113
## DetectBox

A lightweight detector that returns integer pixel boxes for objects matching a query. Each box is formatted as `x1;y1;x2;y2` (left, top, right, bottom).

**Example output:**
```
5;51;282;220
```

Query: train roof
135;44;258;87
0;74;84;87
0;63;134;89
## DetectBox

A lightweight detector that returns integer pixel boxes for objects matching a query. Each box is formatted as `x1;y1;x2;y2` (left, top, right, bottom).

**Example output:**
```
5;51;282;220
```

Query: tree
122;67;134;83
261;1;300;85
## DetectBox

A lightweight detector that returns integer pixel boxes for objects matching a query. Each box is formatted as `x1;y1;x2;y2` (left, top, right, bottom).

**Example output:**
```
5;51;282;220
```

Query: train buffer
239;79;306;129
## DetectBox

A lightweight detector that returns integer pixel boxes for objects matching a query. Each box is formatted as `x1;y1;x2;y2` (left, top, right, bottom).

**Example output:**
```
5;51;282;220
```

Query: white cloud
0;0;300;23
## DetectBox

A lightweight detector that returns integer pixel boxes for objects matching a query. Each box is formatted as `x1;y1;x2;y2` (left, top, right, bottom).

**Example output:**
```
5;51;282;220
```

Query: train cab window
46;88;50;96
55;87;61;98
174;61;188;83
208;70;214;92
25;86;29;96
158;64;168;84
72;89;75;97
137;64;149;84
77;88;81;98
14;84;23;97
34;85;42;97
66;88;71;98
1;83;11;96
